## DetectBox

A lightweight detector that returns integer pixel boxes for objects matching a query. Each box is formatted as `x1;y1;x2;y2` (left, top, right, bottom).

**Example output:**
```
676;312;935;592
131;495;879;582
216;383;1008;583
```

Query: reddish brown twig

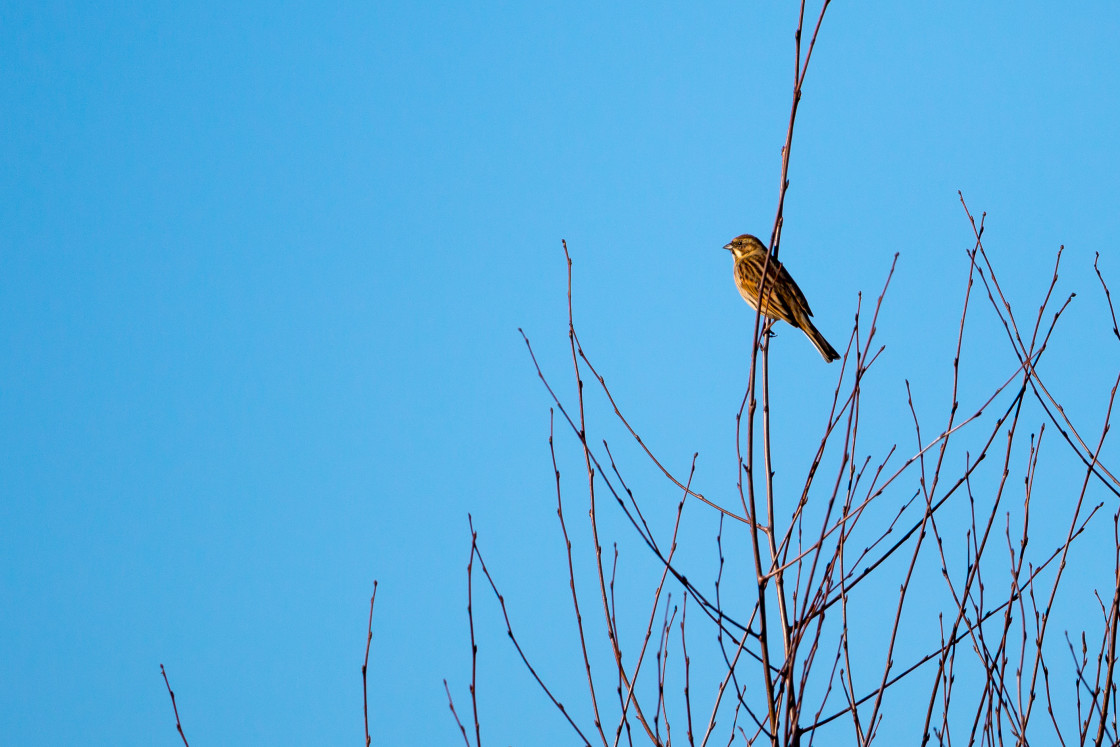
549;409;608;745
469;516;595;745
1094;253;1120;343
466;522;481;746
159;664;190;747
362;580;379;747
616;458;697;738
770;0;833;257
443;679;472;747
962;194;1120;497
574;339;751;526
680;595;695;747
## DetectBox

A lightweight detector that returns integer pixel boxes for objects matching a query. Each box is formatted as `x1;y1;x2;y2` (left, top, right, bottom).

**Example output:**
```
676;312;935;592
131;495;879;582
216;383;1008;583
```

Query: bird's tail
802;321;840;363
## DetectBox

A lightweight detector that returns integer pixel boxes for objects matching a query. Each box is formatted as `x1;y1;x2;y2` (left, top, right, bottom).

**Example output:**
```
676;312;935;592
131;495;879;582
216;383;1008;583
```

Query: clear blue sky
3;3;1120;744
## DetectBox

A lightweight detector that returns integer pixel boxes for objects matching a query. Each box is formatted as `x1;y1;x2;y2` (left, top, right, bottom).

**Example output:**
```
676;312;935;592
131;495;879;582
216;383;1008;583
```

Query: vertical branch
653;597;678;743
736;3;836;736
362;580;379;747
770;0;833;257
467;520;481;747
761;341;799;745
1094;513;1120;747
609;547;635;747
681;596;696;747
742;331;780;747
549;409;609;745
617;457;698;740
560;241;658;744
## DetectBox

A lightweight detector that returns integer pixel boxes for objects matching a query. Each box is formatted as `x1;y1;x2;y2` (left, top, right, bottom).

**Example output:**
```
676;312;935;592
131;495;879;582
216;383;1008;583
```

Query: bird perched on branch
724;233;839;362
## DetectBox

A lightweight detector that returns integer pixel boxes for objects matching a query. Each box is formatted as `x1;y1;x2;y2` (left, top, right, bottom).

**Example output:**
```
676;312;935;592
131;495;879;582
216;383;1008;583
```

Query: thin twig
444;679;473;747
362;580;379;747
550;409;609;746
470;517;595;746
159;664;190;747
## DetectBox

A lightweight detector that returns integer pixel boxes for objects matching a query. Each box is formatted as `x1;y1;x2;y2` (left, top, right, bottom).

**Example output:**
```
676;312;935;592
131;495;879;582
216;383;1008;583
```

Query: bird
724;233;840;362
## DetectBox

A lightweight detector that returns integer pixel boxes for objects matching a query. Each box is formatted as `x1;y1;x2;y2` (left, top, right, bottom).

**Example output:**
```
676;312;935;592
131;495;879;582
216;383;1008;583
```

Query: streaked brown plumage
724;234;839;362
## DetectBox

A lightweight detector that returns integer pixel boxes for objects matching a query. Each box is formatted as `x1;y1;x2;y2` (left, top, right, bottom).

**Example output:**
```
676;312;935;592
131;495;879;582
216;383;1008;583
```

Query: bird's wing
780;264;814;318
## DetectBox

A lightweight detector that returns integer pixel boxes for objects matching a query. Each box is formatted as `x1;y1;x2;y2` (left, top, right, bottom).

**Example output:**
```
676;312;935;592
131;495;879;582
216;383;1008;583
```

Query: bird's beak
723;243;732;251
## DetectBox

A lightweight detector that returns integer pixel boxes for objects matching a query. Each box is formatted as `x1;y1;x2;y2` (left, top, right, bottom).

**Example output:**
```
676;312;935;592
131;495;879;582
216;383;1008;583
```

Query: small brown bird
725;234;840;362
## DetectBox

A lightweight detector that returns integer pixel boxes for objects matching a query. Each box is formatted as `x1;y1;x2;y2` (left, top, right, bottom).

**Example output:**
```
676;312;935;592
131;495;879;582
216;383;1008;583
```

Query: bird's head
723;234;766;260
